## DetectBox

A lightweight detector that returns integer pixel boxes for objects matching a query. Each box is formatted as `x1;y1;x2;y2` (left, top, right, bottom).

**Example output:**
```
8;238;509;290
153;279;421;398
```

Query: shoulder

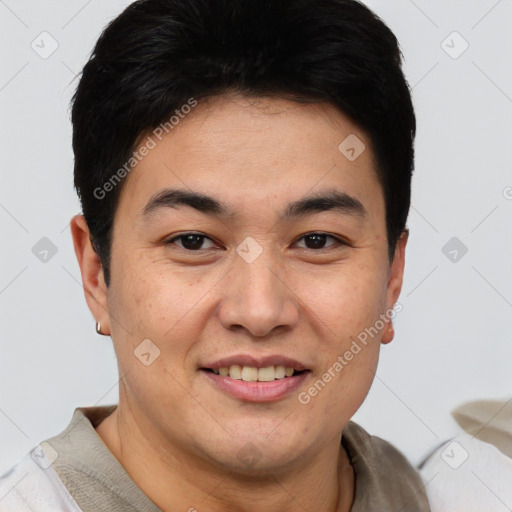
343;420;424;478
343;421;431;512
420;398;512;511
0;406;116;512
0;443;82;512
420;434;512;511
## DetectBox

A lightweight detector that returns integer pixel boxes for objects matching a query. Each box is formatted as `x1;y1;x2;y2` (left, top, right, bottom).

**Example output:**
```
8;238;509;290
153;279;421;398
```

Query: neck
96;400;354;512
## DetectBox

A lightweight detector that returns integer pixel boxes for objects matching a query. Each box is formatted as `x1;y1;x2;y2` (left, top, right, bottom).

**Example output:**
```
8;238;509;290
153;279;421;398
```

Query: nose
218;251;300;338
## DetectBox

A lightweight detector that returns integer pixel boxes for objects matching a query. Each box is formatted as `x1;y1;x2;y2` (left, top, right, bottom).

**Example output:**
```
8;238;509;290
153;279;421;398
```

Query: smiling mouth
200;365;309;382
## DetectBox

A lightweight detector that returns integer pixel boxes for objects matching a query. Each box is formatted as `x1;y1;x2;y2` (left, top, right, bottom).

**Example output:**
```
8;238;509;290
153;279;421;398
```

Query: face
75;93;406;474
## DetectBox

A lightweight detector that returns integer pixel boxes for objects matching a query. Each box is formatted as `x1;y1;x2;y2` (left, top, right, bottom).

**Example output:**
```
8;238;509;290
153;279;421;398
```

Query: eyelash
164;232;347;252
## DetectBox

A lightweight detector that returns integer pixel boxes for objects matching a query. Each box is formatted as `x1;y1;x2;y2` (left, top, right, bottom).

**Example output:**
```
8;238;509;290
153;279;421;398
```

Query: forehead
116;93;384;224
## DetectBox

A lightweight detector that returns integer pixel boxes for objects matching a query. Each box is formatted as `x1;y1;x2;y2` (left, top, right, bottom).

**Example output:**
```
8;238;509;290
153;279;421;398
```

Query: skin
71;92;408;512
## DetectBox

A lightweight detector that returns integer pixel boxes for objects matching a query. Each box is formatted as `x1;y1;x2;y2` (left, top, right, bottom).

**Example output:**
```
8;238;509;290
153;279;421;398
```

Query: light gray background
1;0;511;476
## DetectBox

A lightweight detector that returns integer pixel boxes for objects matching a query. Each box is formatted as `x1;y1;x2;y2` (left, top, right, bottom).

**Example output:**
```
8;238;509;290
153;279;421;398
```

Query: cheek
109;253;184;330
318;265;386;409
301;260;388;340
107;258;218;370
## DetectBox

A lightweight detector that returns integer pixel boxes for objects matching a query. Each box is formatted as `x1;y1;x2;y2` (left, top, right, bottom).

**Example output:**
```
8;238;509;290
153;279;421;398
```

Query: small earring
96;321;105;335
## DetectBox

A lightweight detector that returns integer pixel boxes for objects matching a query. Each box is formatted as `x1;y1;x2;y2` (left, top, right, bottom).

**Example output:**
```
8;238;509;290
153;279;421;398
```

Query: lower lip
200;370;309;402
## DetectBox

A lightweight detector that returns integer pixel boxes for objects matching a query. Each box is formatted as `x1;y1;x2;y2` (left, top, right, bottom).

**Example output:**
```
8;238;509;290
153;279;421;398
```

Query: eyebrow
141;187;367;221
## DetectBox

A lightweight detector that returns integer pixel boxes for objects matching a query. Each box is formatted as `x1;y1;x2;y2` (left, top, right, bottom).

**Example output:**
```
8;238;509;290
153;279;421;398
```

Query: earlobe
382;229;408;345
70;214;111;335
381;320;394;344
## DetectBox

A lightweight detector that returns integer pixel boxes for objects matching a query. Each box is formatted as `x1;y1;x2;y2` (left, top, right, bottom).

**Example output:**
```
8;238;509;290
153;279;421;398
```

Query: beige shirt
40;405;429;511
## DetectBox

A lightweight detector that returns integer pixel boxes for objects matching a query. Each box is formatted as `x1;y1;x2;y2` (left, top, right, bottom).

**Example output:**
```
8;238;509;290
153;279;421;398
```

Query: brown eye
166;233;216;251
295;233;341;249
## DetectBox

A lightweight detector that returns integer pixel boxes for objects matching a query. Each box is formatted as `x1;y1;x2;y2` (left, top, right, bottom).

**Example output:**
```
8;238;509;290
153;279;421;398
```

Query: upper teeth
213;365;295;381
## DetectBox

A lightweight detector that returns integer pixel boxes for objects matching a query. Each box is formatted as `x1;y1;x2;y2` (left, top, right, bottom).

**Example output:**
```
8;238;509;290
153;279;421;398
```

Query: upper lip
200;354;308;371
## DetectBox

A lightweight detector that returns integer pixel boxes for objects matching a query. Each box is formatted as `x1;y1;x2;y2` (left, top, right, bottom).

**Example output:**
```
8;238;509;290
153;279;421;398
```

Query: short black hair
72;0;416;286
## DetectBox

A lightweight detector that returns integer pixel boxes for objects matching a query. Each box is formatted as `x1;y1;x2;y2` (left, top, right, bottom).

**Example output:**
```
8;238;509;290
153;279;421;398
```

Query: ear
381;229;408;344
70;214;111;335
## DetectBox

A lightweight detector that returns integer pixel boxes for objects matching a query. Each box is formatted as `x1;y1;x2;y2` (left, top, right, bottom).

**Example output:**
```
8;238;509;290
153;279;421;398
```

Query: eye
165;233;217;251
295;233;343;250
164;232;345;252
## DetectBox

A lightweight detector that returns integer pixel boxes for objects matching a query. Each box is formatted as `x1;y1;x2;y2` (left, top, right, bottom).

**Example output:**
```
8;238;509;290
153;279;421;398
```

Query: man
0;0;429;510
